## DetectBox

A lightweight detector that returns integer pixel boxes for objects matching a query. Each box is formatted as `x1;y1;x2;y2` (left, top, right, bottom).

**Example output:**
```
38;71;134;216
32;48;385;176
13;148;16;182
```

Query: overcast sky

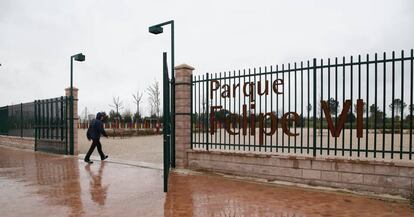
0;0;413;117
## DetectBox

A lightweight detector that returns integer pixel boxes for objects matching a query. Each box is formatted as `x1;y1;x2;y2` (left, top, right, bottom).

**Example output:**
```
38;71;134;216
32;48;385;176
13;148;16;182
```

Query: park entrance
170;49;413;197
191;50;414;161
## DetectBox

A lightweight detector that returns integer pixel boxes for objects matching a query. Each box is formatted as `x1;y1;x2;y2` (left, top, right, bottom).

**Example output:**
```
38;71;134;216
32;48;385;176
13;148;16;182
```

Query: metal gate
162;52;172;192
34;97;69;154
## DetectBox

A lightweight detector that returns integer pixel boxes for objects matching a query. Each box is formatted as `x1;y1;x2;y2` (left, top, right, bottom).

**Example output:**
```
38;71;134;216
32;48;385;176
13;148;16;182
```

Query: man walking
85;112;109;163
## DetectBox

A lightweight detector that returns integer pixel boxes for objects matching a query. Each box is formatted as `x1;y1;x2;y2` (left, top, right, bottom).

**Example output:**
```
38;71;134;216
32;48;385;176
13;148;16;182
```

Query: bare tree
81;107;89;121
109;96;124;115
147;81;161;117
132;90;143;116
306;103;312;115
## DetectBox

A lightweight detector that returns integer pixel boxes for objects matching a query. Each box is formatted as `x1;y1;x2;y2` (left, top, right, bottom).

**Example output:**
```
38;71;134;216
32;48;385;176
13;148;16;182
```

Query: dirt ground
78;129;163;164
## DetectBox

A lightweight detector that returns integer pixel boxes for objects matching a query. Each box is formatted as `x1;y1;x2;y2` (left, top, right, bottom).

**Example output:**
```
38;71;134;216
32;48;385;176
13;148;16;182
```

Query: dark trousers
85;139;105;161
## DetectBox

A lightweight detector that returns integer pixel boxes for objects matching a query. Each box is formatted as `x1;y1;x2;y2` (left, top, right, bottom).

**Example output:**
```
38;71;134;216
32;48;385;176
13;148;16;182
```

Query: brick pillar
65;87;79;155
174;64;194;168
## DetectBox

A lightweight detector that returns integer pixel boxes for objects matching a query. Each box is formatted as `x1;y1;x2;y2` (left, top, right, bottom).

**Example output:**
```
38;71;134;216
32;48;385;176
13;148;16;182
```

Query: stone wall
187;150;414;197
0;135;34;150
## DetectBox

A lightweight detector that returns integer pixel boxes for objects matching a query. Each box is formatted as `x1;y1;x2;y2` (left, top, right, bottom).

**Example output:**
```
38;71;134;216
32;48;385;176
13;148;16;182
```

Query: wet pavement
0;146;413;217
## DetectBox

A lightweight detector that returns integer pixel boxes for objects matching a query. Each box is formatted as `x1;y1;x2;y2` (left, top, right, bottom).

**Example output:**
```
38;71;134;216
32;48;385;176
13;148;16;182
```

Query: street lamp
69;53;85;155
148;20;174;80
149;20;175;167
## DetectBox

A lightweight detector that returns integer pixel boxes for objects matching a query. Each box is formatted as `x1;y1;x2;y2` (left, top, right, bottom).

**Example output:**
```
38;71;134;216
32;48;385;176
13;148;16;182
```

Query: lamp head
74;53;85;62
149;25;163;34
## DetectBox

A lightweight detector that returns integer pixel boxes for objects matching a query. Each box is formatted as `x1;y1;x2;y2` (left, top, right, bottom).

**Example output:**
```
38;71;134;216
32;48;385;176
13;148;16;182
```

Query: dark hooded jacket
87;113;108;141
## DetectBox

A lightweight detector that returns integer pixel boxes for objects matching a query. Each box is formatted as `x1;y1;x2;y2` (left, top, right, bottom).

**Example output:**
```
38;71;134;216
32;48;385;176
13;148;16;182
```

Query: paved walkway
0;146;413;217
78;130;163;164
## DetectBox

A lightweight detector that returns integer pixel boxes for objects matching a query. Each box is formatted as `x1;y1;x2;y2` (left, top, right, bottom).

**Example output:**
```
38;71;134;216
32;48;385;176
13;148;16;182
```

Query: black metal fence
191;49;414;161
0;106;8;135
34;97;68;154
0;103;35;137
0;96;69;154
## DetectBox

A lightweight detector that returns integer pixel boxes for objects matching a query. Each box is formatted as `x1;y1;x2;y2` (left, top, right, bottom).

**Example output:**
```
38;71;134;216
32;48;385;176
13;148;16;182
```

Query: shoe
101;155;108;161
84;160;93;164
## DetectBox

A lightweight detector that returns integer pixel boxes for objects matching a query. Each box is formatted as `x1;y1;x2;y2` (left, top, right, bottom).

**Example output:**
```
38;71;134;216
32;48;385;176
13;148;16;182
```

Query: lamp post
149;20;176;167
69;53;85;155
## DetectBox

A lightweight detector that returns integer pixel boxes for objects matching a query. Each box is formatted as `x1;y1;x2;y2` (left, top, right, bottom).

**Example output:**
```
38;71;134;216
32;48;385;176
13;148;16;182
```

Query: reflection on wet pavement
85;163;108;206
166;173;414;217
0;146;413;217
0;146;165;217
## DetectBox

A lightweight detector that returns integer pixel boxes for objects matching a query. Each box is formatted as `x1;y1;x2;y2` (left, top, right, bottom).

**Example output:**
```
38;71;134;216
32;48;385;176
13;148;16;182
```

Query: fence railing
34;97;68;141
191;49;414;161
34;97;68;154
0;102;35;137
